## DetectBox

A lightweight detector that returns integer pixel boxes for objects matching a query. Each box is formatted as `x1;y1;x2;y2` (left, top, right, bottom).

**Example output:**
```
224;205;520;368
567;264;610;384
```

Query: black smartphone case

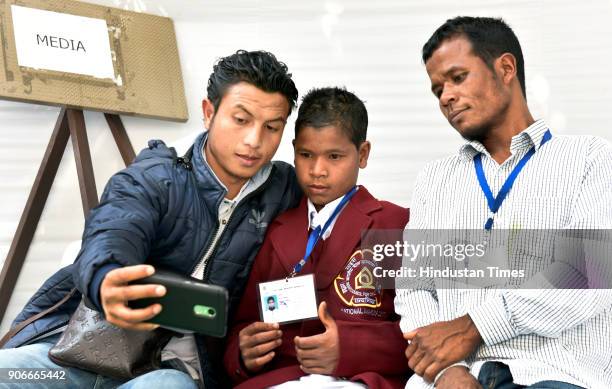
128;269;228;337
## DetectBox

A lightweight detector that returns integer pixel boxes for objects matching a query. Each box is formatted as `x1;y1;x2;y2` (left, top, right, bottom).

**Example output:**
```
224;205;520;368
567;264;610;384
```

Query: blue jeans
478;362;585;389
0;334;198;389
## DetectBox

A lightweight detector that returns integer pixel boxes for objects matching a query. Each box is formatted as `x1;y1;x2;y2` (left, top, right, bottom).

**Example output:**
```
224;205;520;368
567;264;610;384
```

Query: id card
257;274;318;324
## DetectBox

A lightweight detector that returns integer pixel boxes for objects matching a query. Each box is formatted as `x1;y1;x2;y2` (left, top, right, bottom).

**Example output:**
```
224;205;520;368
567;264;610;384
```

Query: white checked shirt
395;120;612;388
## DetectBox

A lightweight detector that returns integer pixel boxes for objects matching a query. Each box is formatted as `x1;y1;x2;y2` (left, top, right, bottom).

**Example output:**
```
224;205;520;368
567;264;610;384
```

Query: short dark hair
206;50;299;114
294;87;368;149
422;16;526;98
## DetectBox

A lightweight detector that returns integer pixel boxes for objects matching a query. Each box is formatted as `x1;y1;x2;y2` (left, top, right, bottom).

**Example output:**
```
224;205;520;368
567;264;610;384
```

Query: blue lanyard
474;130;552;230
289;186;358;277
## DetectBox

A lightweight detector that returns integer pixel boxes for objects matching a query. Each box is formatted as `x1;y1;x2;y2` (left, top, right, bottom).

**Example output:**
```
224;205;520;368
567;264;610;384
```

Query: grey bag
48;299;175;380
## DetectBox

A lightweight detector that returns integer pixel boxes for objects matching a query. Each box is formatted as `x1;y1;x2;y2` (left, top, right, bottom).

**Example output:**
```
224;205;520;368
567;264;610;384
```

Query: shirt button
222;219;227;225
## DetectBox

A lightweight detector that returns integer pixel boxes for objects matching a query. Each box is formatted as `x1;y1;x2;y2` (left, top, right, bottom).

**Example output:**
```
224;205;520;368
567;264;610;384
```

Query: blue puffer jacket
2;132;301;388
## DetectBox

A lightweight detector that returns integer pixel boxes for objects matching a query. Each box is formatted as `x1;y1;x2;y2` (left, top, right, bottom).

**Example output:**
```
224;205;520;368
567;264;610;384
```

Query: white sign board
10;5;115;80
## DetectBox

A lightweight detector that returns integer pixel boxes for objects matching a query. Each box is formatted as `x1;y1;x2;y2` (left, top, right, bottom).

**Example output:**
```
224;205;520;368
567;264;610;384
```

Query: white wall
1;0;611;333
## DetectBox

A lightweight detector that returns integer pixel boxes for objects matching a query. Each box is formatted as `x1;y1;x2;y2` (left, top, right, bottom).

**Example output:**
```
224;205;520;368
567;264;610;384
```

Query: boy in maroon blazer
224;87;411;389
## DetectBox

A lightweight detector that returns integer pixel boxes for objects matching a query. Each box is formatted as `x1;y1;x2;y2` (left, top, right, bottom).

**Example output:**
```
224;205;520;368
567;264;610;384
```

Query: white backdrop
1;0;611;332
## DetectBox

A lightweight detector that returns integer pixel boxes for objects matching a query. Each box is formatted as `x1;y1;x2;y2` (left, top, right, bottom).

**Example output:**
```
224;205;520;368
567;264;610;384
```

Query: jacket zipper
189;221;220;278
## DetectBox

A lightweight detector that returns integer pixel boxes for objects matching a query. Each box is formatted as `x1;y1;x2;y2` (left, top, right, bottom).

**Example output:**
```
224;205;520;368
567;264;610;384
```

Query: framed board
0;0;188;121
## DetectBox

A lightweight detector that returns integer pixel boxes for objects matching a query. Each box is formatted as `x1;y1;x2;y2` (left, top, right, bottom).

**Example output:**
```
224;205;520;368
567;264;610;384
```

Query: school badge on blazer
334;250;383;308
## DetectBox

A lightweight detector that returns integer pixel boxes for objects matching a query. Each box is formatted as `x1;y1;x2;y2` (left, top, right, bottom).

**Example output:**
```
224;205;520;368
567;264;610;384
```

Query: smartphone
128;269;228;337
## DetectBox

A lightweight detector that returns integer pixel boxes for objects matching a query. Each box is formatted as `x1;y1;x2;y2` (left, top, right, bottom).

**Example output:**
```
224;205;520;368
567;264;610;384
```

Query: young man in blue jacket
0;50;302;389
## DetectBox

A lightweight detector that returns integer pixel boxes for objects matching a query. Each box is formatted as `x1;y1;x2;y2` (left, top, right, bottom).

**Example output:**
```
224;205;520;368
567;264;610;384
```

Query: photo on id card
257;273;319;324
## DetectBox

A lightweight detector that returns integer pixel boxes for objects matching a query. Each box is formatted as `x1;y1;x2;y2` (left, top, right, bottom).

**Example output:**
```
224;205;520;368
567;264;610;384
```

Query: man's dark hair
294;87;368;149
267;296;275;303
206;50;299;114
422;16;526;98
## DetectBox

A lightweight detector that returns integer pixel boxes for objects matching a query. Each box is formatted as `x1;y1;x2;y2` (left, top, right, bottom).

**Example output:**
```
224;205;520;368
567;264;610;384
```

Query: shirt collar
307;186;359;230
307;192;347;230
459;119;550;160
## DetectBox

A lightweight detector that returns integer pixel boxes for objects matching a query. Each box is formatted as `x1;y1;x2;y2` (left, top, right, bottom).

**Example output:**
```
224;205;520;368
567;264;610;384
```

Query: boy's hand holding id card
258;274;318;324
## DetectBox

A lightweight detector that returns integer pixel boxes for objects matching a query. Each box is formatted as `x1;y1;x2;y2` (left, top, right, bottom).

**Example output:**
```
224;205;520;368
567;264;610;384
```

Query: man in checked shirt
395;16;612;389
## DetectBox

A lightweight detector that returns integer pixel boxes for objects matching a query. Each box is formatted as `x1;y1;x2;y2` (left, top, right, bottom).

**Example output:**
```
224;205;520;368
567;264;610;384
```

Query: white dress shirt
395;120;612;388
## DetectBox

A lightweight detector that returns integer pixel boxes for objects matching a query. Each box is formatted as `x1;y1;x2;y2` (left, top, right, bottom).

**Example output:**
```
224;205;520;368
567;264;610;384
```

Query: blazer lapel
269;197;310;275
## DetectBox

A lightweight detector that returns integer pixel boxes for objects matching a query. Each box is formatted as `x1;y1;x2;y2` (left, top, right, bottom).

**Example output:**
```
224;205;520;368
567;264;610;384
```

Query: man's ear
496;53;518;87
202;99;216;129
358;141;371;169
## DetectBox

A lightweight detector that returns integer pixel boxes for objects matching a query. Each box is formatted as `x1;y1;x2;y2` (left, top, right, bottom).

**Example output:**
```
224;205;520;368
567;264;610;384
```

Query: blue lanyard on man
474;129;552;230
288;186;359;278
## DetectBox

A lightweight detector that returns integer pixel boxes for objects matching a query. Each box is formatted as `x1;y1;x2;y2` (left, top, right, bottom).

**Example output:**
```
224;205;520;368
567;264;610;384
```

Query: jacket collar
190;132;226;213
270;186;381;289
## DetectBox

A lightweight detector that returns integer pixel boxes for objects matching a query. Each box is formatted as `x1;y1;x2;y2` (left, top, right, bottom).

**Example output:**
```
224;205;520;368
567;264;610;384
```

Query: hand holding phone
100;264;165;331
128;268;229;337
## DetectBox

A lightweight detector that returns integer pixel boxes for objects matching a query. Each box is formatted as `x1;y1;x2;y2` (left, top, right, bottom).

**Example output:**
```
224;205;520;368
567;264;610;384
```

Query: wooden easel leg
67;109;98;216
0;110;133;325
105;113;136;166
0;108;70;323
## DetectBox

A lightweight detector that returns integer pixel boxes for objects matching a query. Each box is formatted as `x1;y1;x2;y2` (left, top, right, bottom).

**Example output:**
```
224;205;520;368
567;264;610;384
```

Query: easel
0;108;135;323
